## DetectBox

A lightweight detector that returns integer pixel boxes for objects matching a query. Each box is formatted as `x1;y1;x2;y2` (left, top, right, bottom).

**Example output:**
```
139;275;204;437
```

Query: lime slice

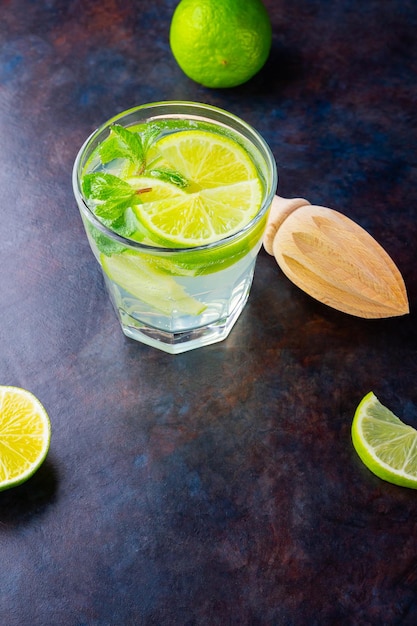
126;176;188;246
155;129;260;187
0;386;51;491
351;391;417;489
132;130;263;247
101;251;206;316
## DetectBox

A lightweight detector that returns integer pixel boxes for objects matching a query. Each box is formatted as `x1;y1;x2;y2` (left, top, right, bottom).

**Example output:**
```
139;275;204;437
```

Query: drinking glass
72;101;277;354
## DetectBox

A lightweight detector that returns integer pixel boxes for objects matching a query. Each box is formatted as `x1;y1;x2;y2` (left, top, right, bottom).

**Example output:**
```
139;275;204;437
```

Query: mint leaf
112;124;145;164
88;224;127;256
99;124;145;169
94;196;133;221
97;124;168;174
110;207;138;238
98;134;130;165
82;172;138;222
149;168;189;188
82;172;132;201
141;124;162;153
86;207;139;257
94;121;192;184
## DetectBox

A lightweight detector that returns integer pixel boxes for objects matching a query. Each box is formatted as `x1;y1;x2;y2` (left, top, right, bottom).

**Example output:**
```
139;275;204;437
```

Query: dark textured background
1;1;417;624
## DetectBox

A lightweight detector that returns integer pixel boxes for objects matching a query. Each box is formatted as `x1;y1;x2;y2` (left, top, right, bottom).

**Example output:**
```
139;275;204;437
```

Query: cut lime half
0;386;51;492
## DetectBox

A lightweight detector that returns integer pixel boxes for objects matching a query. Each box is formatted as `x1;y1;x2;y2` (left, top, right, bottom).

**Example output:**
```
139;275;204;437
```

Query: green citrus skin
169;0;272;88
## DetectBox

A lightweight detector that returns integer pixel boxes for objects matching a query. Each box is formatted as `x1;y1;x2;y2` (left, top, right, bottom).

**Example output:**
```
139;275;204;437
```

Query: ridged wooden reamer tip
263;196;409;318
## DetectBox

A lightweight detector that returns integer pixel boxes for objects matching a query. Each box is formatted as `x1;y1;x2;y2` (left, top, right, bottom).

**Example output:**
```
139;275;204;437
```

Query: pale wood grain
263;196;409;318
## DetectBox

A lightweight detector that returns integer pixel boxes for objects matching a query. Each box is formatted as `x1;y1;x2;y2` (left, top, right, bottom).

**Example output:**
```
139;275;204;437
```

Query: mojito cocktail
73;102;277;353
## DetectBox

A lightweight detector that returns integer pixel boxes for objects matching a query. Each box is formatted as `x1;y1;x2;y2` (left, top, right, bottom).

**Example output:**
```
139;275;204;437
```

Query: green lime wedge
352;392;417;489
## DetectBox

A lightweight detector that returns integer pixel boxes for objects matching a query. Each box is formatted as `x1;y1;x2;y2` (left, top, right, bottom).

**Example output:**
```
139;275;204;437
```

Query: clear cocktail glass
72;101;277;354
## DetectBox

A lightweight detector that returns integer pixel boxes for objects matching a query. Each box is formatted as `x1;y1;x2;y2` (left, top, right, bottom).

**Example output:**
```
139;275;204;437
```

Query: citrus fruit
130;130;263;247
352;391;417;489
169;0;272;88
0;386;51;492
101;251;206;315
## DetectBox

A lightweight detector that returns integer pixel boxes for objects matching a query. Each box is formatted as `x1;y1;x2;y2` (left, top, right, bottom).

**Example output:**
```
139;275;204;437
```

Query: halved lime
101;251;206;316
0;386;51;491
352;391;417;489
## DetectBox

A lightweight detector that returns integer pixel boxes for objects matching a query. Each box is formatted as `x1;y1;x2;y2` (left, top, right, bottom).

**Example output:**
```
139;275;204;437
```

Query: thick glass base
116;289;250;354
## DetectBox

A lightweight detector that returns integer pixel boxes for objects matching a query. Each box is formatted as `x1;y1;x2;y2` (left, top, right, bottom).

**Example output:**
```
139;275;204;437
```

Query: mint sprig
98;124;162;174
82;123;191;255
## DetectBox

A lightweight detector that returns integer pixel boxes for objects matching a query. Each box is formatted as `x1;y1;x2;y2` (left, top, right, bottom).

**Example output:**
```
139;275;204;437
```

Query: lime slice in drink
132;130;263;247
352;391;417;489
126;175;188;246
101;251;206;316
0;386;51;491
154;129;260;187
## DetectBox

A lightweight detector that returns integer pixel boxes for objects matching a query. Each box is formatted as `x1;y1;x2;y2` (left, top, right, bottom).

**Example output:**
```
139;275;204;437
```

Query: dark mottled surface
1;0;417;624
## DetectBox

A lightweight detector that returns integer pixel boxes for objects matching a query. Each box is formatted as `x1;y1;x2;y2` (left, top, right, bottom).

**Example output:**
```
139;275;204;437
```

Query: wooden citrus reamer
263;195;409;318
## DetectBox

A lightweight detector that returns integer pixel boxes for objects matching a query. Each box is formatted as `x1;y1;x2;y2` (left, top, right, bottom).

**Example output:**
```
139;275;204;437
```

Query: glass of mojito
72;101;277;354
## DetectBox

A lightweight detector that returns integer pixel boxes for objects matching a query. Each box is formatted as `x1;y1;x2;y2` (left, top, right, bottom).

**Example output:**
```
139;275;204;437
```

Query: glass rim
72;100;278;254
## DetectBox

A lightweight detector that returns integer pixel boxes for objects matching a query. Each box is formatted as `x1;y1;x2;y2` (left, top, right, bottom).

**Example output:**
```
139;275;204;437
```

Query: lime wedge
0;386;51;491
132;130;263;247
351;391;417;488
101;251;206;316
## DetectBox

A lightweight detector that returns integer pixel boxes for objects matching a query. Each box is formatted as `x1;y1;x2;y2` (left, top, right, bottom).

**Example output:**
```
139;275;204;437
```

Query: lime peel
351;391;417;489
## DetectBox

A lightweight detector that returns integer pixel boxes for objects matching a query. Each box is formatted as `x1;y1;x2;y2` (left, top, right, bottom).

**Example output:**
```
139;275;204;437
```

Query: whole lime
169;0;272;88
